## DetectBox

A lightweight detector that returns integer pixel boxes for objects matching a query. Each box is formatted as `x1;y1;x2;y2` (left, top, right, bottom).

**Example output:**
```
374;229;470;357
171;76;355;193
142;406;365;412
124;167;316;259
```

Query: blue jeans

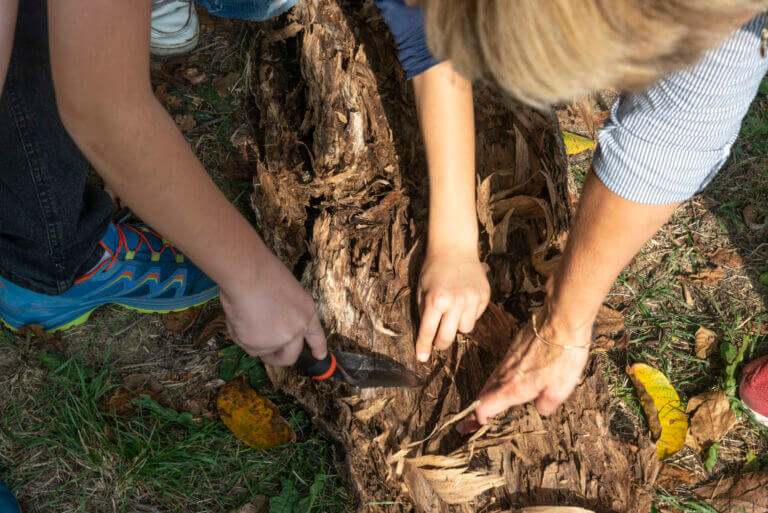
0;0;298;296
196;0;300;21
0;0;115;295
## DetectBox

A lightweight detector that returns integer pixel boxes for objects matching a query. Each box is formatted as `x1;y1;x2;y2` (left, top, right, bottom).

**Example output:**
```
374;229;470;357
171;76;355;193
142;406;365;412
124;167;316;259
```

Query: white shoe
150;0;200;57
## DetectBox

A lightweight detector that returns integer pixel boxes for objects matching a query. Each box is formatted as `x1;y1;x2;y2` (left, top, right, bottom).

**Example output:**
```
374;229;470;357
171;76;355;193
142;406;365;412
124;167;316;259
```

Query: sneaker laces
75;224;179;284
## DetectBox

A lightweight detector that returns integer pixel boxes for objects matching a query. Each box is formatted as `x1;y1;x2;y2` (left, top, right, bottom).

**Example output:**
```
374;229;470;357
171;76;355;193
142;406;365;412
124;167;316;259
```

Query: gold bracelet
531;314;591;350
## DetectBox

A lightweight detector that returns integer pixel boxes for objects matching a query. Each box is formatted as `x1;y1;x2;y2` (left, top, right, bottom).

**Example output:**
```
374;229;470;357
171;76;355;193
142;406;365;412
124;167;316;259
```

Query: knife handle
296;343;339;381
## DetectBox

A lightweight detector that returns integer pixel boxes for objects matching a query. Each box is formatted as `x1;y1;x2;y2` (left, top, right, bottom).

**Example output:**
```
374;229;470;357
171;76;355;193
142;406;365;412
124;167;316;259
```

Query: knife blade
295;342;422;389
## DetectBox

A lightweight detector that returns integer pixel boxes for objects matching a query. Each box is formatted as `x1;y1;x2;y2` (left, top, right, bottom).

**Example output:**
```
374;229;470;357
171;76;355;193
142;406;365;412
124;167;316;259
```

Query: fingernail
418;352;429;362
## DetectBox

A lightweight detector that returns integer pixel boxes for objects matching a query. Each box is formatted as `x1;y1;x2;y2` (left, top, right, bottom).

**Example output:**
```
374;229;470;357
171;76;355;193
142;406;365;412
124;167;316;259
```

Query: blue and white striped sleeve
594;14;768;204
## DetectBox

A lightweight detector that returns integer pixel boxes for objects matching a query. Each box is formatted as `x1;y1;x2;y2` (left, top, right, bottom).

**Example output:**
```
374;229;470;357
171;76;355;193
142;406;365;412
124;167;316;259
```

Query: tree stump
246;1;659;511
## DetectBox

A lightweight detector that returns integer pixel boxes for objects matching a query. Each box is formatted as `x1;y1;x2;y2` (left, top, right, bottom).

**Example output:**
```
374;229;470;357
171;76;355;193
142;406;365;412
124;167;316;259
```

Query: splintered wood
246;0;657;511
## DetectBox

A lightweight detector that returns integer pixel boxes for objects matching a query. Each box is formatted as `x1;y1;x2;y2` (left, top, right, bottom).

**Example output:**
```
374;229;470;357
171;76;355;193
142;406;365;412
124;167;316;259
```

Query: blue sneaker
0;223;219;331
0;481;20;513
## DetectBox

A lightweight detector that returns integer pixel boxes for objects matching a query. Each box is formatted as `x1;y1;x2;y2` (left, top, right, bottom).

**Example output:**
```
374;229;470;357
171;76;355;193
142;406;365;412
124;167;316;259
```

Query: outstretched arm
459;14;768;431
412;62;489;361
47;0;326;365
0;0;18;94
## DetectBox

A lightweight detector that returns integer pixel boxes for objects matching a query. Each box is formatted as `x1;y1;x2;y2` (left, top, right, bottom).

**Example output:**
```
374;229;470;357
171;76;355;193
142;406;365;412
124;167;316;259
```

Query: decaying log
246;1;658;511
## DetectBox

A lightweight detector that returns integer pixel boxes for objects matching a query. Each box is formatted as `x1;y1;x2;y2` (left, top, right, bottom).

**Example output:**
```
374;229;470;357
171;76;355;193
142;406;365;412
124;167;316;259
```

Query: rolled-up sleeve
594;14;768;204
373;0;439;79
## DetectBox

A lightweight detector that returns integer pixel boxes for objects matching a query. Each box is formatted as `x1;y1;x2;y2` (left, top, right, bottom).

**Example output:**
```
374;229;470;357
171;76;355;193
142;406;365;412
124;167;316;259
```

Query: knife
295;343;422;389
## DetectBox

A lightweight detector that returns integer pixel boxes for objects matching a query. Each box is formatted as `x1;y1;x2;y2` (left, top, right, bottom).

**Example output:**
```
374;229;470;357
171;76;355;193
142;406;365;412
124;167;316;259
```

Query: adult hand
219;253;327;367
415;250;490;362
456;310;592;434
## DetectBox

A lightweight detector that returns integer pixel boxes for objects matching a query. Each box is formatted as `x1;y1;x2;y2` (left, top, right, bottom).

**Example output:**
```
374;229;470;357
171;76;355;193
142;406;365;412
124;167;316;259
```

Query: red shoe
740;354;768;428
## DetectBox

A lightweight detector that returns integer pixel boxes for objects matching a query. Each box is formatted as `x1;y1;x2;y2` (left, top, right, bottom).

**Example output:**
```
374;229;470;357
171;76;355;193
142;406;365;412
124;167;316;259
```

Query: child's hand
416;250;490;362
219;253;327;367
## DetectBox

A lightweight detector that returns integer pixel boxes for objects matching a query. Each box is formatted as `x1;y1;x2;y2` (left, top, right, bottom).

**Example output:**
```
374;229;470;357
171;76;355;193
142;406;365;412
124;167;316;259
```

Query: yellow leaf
217;377;296;449
627;363;688;460
561;130;596;155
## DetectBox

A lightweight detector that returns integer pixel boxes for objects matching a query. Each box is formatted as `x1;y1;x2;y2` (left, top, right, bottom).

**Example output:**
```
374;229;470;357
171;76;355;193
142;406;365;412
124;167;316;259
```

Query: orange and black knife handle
296;343;342;381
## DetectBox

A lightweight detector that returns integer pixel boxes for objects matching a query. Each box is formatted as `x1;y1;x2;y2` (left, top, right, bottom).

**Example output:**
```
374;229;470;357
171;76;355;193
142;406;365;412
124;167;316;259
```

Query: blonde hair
414;0;768;107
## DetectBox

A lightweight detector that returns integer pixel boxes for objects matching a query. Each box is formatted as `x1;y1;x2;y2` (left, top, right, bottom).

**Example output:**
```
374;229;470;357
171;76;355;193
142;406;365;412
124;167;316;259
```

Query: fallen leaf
561;130;596;155
592;332;629;353
217;377;296;449
193;310;229;348
213;72;239;98
593;306;625;337
174;113;196;132
682;282;694;307
466;303;518;359
744;205;767;231
694;472;768;513
103;388;140;417
517;508;595;513
102;373;167;417
685;391;737;451
230;496;269;513
18;324;64;351
183;67;207;85
655;464;699;489
706;248;743;268
689;268;724;285
162;306;202;334
627;363;689;460
694;327;717;360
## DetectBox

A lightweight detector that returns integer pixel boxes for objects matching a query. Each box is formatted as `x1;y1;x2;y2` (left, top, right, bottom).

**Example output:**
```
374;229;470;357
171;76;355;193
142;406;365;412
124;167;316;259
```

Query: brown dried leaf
694;472;768;513
689;268;724;285
230;496;269;513
593;306;625;337
193;310;229;348
162;306;202;334
212;72;240;98
682;282;694;307
18;324;64;351
174;114;196;132
466;303;517;359
102;388;140;417
183;67;207;85
405;454;505;505
103;374;167;417
744;205;768;231
685;391;737;451
517;508;595;513
694;327;717;360
656;464;699;489
706;248;743;268
217;377;296;450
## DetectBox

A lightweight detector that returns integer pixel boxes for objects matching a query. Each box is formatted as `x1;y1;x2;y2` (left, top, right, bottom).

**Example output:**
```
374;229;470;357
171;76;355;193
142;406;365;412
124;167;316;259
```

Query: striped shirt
594;14;768;204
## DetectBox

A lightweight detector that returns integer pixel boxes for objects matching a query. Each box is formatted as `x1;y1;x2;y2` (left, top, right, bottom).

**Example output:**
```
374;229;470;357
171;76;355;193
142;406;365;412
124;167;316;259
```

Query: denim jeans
0;0;114;295
196;0;300;21
0;0;298;296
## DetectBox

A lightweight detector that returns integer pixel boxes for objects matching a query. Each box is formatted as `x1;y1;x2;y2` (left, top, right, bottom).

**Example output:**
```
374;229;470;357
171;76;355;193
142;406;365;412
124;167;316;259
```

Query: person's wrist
542;277;599;335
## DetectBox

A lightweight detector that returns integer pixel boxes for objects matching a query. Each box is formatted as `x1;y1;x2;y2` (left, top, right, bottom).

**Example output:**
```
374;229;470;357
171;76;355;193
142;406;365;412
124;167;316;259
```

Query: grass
0;351;352;512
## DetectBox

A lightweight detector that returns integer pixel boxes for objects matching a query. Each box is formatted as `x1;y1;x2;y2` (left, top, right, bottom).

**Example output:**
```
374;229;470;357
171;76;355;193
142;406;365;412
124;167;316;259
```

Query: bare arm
458;171;679;431
0;0;18;94
412;61;490;362
47;0;326;364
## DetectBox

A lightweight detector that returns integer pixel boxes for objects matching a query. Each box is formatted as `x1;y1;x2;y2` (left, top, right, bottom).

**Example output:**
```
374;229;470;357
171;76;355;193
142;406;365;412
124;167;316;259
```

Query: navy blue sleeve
373;0;440;79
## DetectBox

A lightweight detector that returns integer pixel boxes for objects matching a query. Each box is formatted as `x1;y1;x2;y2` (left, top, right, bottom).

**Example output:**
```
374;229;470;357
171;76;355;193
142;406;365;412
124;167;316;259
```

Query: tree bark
247;1;659;511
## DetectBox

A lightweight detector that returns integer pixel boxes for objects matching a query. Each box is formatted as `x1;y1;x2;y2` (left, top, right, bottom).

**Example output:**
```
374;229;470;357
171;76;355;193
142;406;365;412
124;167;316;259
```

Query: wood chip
694;327;717;360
